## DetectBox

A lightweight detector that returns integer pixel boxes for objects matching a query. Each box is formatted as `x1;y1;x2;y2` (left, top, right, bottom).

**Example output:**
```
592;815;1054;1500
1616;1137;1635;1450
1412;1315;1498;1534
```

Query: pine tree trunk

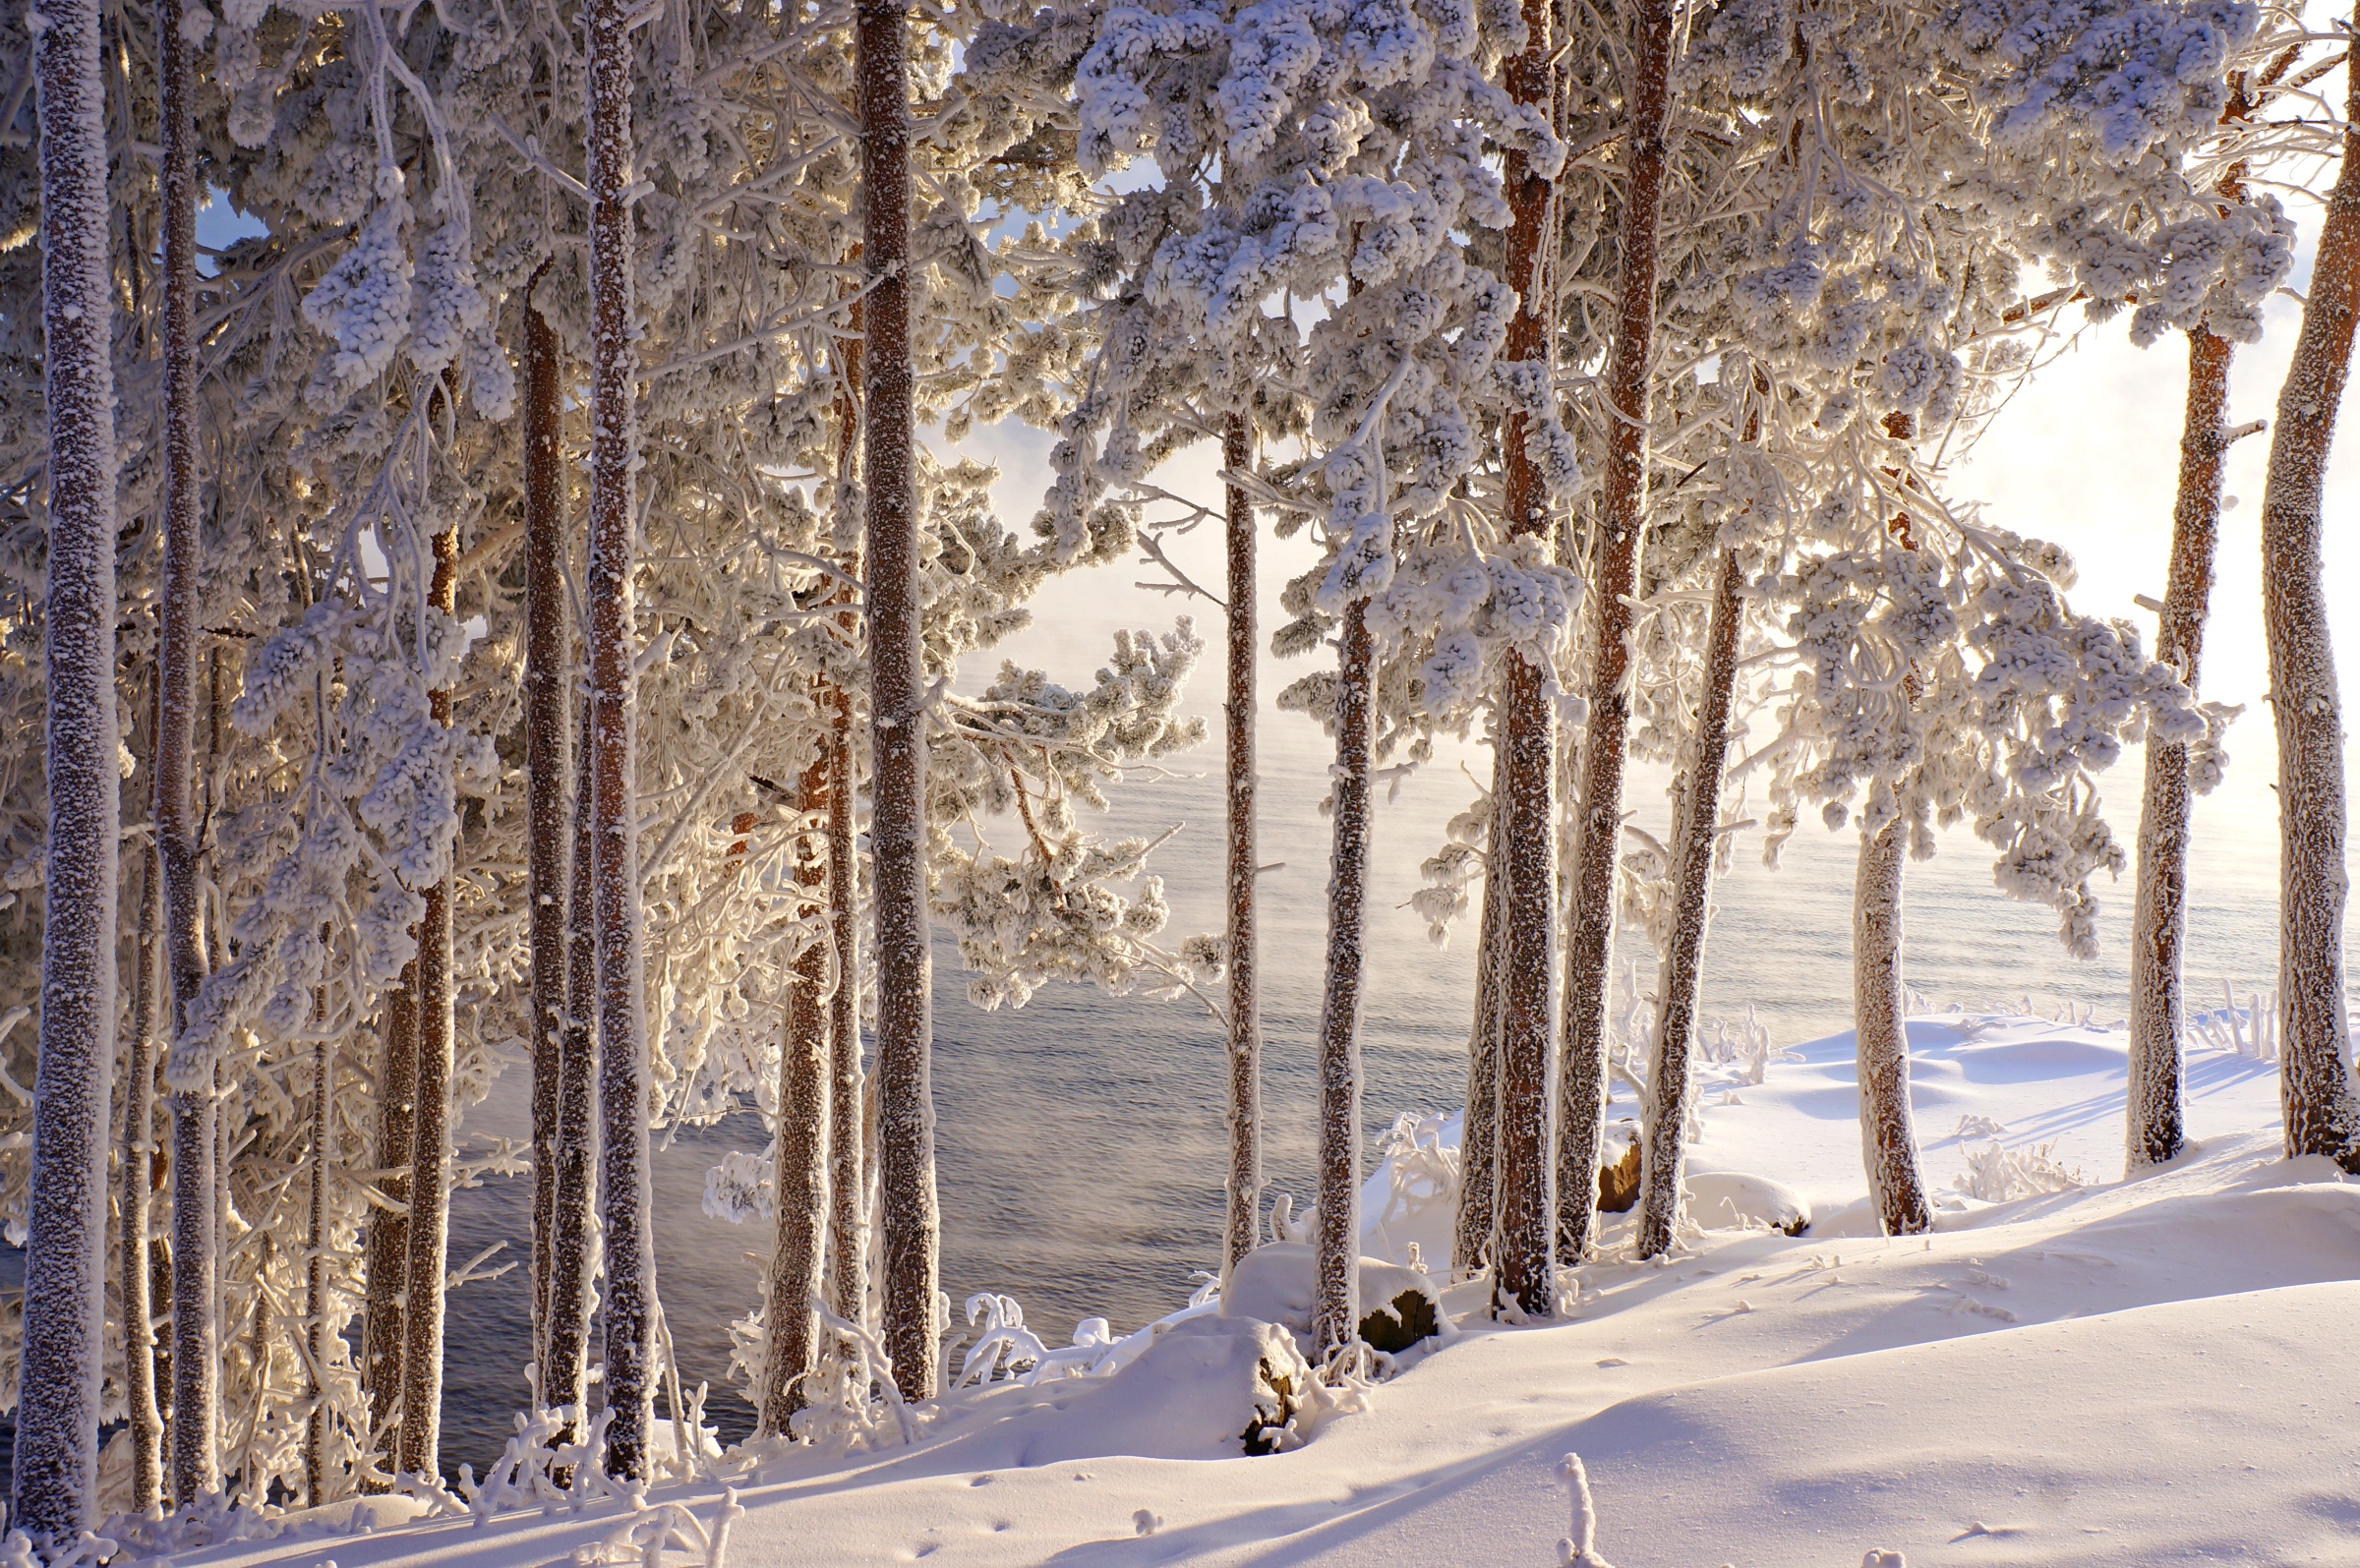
360;973;415;1481
1312;601;1375;1366
2262;22;2360;1167
825;698;866;1326
155;0;217;1501
521;266;569;1349
1221;413;1263;1279
1491;0;1562;1317
1556;0;1677;1271
825;324;867;1330
302;1004;332;1503
760;757;833;1437
17;0;122;1531
587;0;658;1472
2127;328;2232;1170
856;0;938;1404
1854;813;1933;1235
1635;550;1743;1259
541;699;600;1427
122;841;163;1510
397;529;459;1482
1451;758;1508;1280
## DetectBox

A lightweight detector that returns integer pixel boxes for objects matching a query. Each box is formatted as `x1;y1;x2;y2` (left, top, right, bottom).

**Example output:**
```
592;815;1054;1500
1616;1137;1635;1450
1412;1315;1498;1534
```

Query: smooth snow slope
173;1018;2357;1568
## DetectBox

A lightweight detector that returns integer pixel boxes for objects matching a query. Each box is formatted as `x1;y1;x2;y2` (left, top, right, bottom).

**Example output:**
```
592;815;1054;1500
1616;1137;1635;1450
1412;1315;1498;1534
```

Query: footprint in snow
1134;1509;1162;1537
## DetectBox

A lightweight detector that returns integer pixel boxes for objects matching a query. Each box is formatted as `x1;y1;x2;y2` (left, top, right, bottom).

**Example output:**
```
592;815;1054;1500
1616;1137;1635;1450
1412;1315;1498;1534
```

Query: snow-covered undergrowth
165;1013;2347;1567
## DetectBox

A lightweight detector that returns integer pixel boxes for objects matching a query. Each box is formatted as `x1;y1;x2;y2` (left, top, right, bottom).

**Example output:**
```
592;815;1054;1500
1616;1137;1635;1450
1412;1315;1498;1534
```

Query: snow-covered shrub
1955;1139;2085;1201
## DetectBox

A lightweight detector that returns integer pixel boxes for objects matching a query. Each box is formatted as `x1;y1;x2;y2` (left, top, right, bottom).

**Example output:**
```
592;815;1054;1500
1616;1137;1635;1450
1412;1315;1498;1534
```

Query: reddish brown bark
521;264;569;1335
1222;412;1263;1279
360;972;416;1481
826;320;867;1328
2127;328;2233;1169
1491;0;1561;1318
2261;15;2360;1166
398;527;460;1481
1635;550;1744;1258
1558;0;1678;1269
540;700;599;1425
856;0;939;1403
1312;600;1376;1365
761;756;834;1435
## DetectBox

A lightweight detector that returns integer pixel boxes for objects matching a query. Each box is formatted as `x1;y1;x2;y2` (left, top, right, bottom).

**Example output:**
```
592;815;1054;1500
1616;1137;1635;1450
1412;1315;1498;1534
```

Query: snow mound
1682;1170;1810;1235
1219;1243;1450;1356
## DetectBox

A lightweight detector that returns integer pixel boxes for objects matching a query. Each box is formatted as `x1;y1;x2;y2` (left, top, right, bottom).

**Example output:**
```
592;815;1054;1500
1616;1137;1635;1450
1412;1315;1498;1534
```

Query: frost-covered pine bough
14;0;121;1536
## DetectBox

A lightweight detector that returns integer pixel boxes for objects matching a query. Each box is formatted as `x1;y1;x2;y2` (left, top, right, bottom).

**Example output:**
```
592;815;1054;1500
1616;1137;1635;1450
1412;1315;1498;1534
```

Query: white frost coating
1556;1453;1616;1568
16;0;122;1539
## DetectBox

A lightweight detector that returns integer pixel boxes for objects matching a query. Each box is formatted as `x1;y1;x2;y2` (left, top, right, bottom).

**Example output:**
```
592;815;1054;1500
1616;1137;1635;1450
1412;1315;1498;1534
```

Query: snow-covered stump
1855;811;1933;1235
1557;0;1679;1272
17;0;123;1536
2260;2;2360;1169
2128;326;2232;1172
1312;600;1376;1368
1221;412;1264;1283
587;0;659;1477
857;0;940;1405
1638;548;1744;1259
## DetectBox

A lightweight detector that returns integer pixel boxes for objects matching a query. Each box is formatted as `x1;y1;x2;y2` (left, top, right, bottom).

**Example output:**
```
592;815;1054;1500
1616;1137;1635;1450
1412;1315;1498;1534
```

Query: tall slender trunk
521;266;569;1349
1312;601;1375;1365
587;0;658;1473
302;996;332;1502
760;758;833;1437
17;0;122;1535
856;0;936;1404
541;699;599;1425
397;528;459;1481
1635;550;1743;1258
2127;328;2233;1170
1491;0;1561;1317
2262;17;2360;1166
825;323;867;1329
155;0;217;1502
1451;759;1508;1280
359;973;415;1481
1221;413;1262;1279
1855;810;1933;1234
825;699;866;1326
1556;0;1677;1269
122;842;164;1510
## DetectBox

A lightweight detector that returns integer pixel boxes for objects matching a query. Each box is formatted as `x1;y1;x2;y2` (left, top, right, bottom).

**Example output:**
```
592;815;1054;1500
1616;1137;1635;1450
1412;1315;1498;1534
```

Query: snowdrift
164;1012;2353;1568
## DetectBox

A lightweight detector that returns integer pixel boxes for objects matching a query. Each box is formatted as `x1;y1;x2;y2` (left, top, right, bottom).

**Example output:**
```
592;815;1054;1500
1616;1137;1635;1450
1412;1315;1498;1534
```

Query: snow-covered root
571;1489;741;1568
0;1529;116;1568
1555;1453;1615;1567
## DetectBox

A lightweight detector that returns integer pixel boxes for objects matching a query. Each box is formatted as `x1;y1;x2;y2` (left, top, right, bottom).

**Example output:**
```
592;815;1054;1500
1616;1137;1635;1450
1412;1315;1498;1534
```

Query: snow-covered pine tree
521;265;569;1344
397;524;461;1481
2258;11;2360;1166
1556;0;1680;1272
1634;545;1745;1259
1221;413;1261;1282
120;839;163;1510
584;0;659;1474
1490;0;1566;1321
14;0;121;1533
857;0;938;1405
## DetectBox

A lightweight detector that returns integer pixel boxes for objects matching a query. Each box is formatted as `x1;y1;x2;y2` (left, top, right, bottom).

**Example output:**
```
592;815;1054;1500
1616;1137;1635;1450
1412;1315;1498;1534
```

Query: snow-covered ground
168;1012;2356;1568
